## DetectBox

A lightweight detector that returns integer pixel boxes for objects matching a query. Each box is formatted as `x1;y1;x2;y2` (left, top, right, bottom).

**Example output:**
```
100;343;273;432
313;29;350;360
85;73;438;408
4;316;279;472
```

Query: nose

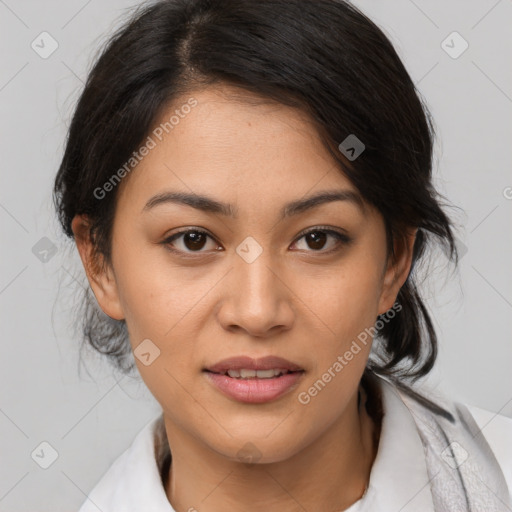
216;246;295;338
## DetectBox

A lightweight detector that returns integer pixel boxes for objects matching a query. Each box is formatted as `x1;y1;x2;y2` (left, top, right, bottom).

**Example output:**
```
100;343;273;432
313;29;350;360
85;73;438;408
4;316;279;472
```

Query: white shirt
78;377;512;512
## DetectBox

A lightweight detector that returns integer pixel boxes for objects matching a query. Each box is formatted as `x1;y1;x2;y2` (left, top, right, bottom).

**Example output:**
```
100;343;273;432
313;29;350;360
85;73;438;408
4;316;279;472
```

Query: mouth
203;368;305;379
203;369;305;403
203;355;305;375
202;355;305;403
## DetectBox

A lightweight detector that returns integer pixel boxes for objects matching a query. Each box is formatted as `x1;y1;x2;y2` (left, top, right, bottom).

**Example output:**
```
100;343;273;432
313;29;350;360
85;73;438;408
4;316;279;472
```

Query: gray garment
394;378;512;511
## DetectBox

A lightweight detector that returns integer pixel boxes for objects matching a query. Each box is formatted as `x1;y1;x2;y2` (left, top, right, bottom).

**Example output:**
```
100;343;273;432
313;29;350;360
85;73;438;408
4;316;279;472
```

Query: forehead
116;84;360;212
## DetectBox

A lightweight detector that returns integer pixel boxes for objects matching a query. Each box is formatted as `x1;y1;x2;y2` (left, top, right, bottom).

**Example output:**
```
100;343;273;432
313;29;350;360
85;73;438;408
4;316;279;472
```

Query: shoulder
372;373;512;503
78;413;171;512
465;403;512;490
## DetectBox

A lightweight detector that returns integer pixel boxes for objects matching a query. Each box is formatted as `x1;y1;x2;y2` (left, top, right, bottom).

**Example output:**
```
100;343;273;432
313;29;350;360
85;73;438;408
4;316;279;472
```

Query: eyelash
161;225;352;258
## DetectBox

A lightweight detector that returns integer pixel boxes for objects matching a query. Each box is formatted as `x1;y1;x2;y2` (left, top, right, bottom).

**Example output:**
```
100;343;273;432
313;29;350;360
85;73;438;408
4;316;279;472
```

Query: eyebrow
142;189;366;220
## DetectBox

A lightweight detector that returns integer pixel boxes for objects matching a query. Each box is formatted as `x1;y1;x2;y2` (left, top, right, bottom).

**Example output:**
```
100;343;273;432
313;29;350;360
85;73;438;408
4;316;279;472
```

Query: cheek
112;247;220;397
293;265;382;434
111;239;195;336
306;258;383;344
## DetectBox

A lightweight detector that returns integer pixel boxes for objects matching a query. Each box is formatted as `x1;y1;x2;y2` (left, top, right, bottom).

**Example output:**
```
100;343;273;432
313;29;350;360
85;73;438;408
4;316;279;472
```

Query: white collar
78;412;174;511
344;376;435;511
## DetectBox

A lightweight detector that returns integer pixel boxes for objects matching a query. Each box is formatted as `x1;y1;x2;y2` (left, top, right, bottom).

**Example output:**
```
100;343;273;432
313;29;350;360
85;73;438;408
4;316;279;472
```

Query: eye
161;225;352;257
162;228;221;255
291;226;352;254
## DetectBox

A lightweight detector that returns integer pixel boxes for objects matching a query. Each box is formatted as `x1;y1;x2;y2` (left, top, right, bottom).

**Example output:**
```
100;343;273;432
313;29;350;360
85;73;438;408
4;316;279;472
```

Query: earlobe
377;228;417;315
71;215;125;321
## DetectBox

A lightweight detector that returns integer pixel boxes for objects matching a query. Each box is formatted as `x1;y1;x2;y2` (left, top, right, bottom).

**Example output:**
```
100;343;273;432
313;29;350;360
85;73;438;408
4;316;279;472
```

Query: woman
53;0;512;510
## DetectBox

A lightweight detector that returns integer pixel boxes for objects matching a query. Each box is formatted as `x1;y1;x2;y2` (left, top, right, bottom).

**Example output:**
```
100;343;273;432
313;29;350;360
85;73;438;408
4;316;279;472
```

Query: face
73;84;415;464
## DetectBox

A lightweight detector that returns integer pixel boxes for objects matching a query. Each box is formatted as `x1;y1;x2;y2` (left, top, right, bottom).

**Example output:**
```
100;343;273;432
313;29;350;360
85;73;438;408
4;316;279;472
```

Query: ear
377;228;417;315
71;214;125;320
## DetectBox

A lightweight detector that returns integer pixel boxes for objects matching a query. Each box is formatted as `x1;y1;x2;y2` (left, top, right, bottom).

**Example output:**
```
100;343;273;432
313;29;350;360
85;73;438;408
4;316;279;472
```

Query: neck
163;380;380;512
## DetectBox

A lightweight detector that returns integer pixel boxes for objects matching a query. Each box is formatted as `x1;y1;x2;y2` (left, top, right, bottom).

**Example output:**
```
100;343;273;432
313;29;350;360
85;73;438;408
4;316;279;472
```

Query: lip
204;370;305;404
203;355;304;373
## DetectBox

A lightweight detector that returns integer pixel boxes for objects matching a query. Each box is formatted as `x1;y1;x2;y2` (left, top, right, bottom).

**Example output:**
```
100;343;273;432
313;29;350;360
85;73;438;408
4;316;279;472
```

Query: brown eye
292;227;352;254
182;231;208;250
163;228;219;254
304;231;328;250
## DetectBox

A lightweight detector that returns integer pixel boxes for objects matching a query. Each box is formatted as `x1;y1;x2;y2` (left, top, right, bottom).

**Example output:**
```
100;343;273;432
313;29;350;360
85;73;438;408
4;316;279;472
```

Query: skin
72;83;416;512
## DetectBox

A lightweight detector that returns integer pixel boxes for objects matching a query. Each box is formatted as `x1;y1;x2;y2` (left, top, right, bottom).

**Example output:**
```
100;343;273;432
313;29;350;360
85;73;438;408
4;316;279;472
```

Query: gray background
1;0;511;510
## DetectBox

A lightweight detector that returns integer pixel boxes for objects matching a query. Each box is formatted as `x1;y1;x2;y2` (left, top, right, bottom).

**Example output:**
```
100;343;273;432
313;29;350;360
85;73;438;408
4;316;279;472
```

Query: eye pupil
184;231;207;250
306;231;327;250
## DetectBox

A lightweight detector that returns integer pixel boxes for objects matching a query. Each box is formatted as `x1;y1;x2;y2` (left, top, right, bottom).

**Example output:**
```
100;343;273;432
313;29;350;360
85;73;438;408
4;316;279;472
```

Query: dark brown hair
53;0;459;387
